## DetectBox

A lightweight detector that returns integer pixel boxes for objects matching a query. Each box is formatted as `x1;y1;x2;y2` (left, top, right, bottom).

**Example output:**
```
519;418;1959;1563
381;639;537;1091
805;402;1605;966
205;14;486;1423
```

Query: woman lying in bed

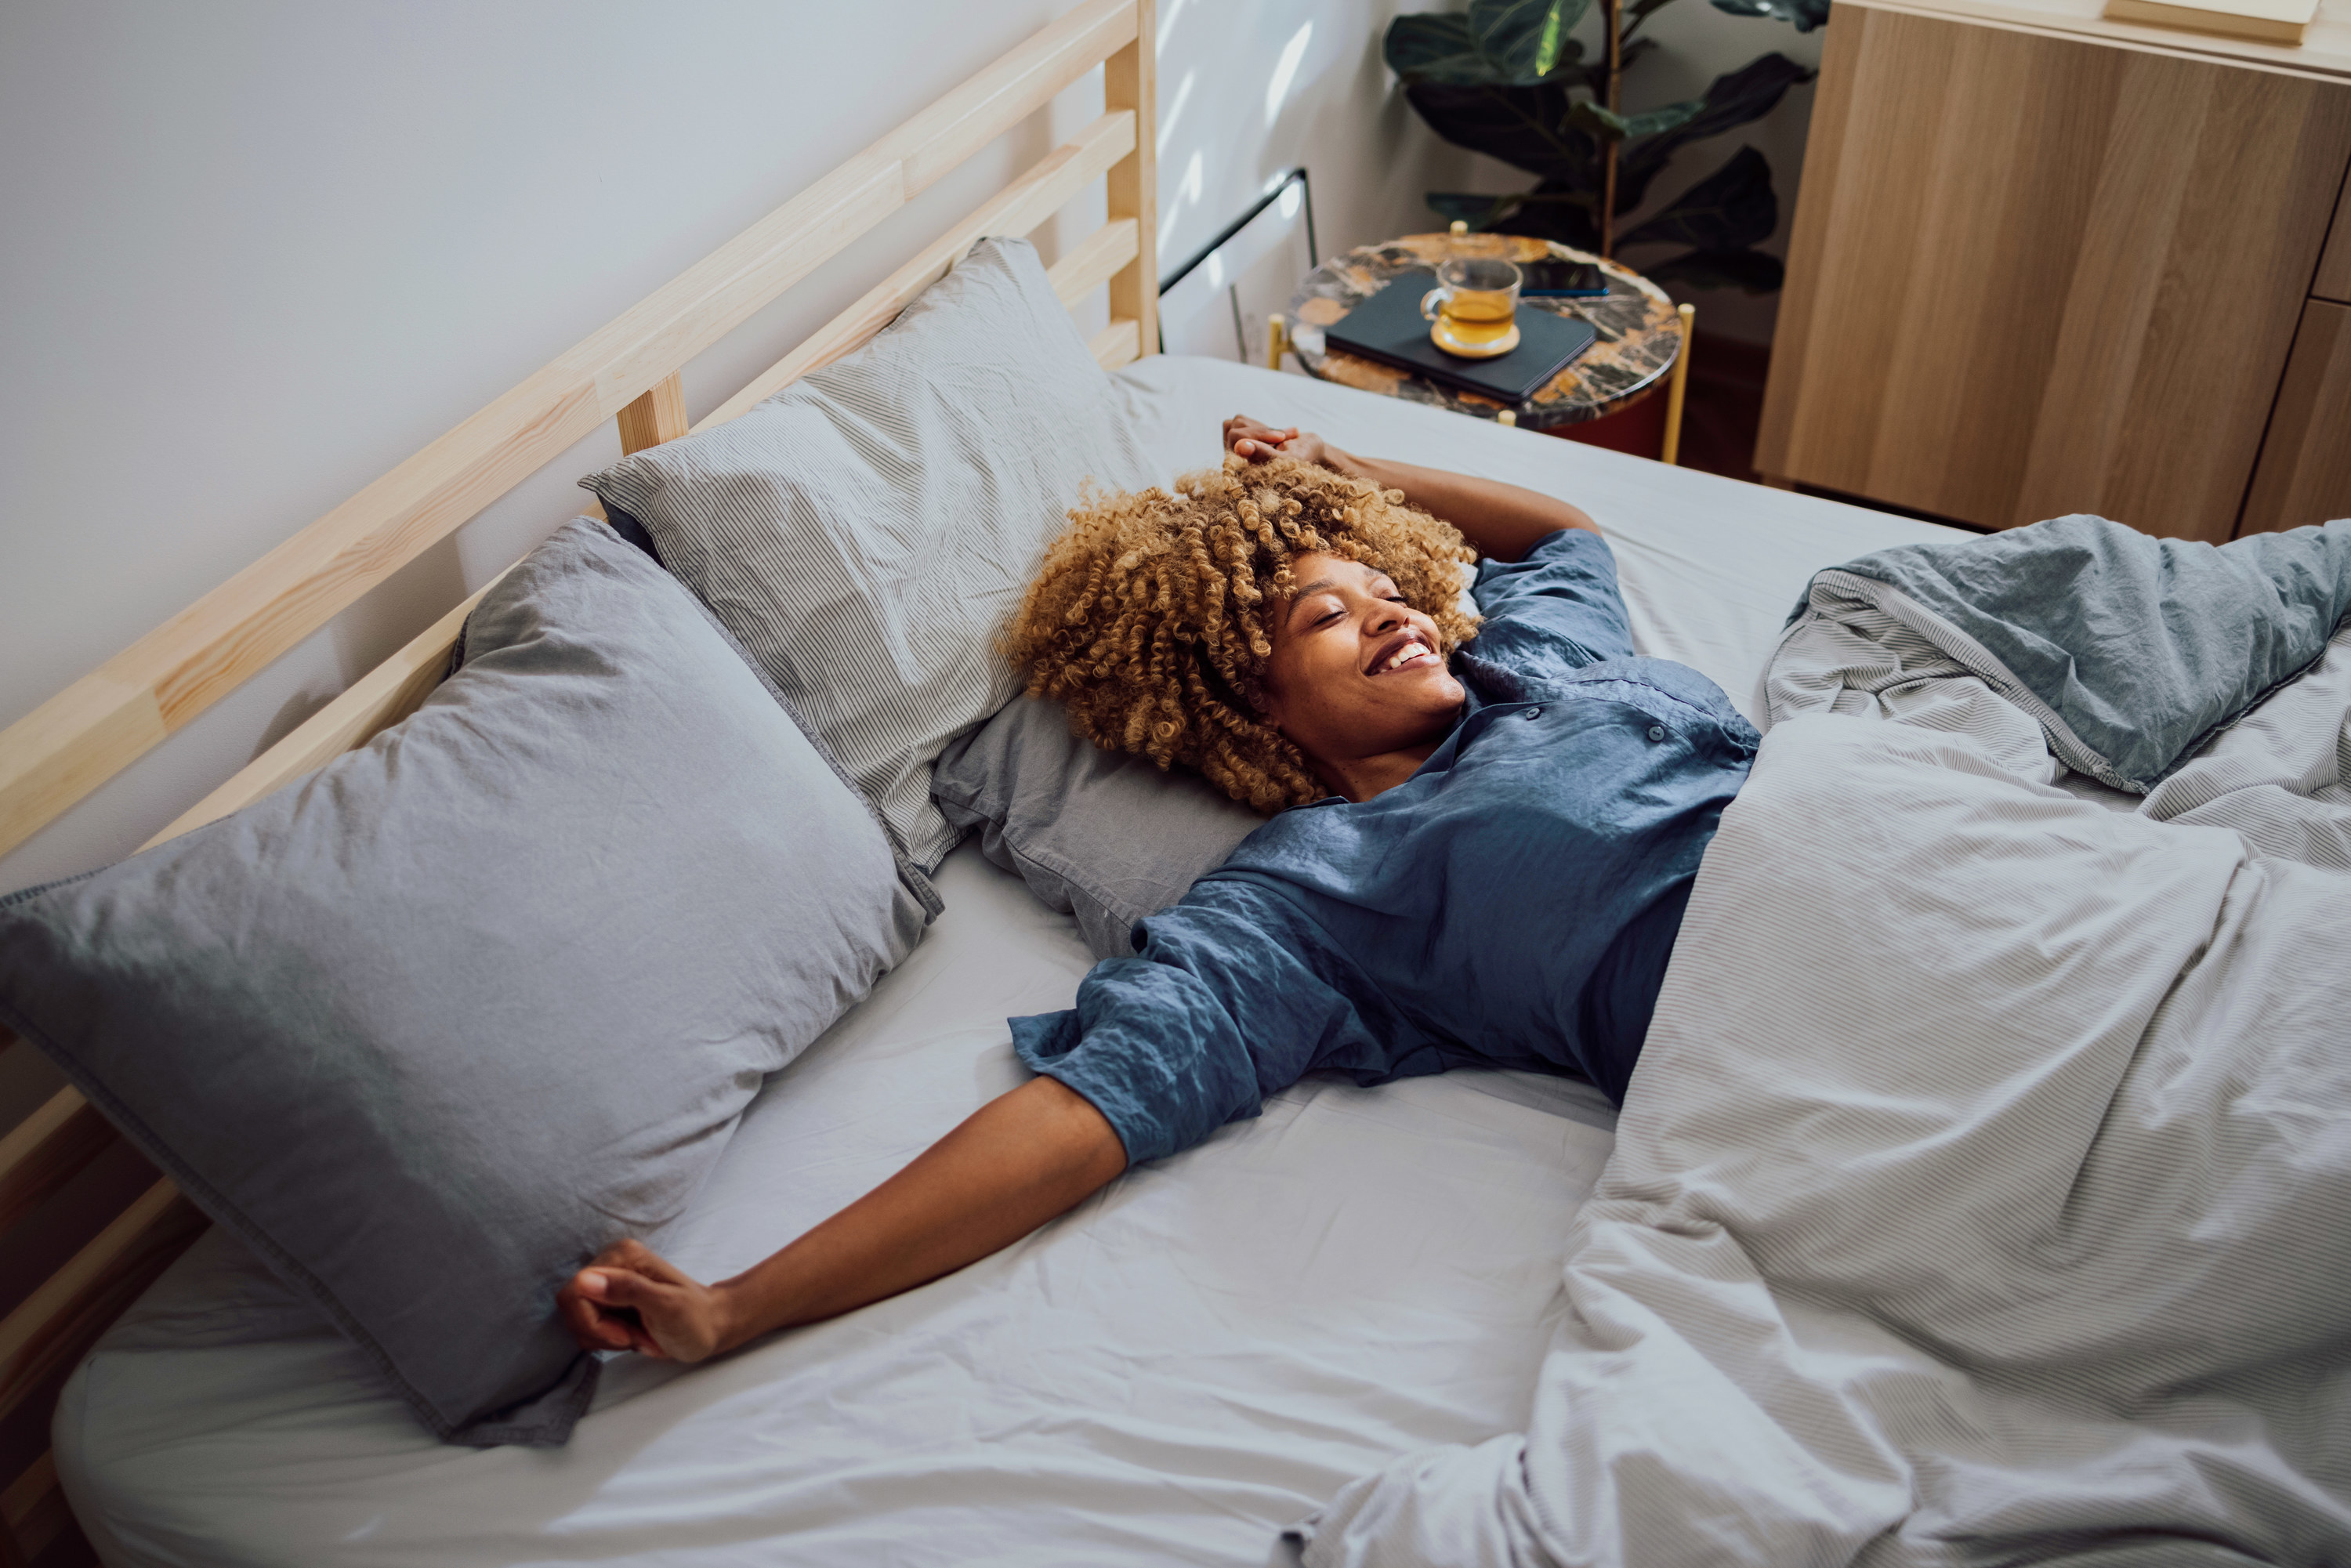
559;415;1758;1363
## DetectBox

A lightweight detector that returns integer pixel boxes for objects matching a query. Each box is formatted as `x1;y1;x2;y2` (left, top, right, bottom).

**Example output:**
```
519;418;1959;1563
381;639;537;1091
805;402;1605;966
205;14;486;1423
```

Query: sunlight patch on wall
1157;67;1196;151
1160;147;1206;258
1156;0;1189;55
1264;21;1312;128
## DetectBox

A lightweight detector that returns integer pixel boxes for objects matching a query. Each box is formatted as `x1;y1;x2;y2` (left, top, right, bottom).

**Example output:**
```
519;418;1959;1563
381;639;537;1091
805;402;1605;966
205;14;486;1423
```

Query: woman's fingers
557;1269;641;1353
556;1242;710;1360
1223;415;1298;459
559;1247;731;1363
600;1237;694;1288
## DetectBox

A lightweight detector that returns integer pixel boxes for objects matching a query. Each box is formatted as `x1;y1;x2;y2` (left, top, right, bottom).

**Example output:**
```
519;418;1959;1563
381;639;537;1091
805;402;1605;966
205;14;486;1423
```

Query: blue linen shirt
1010;529;1759;1164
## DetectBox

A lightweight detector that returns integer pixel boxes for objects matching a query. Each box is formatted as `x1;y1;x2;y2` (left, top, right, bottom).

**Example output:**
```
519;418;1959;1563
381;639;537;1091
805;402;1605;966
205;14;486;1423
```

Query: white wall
0;0;1816;894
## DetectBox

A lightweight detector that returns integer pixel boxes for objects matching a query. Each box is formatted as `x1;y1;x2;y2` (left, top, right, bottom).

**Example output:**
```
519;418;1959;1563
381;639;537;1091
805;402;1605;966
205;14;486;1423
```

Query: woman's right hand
557;1238;735;1363
1223;414;1339;471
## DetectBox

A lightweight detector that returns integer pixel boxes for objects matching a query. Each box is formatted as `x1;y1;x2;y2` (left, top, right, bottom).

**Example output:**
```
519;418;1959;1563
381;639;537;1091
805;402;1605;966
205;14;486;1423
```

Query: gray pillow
580;236;1160;874
0;518;931;1447
933;693;1265;960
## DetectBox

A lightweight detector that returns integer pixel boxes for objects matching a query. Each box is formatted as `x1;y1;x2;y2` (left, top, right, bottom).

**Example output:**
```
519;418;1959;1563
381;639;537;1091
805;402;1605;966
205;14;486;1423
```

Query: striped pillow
582;237;1158;871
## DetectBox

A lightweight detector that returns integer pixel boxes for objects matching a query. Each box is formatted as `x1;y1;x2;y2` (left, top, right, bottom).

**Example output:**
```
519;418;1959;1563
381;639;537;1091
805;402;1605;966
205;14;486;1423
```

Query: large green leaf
1385;11;1490;83
1473;0;1589;76
1617;144;1777;250
1404;81;1597;183
1568;95;1705;142
1614;53;1810;211
1641;245;1786;291
1385;0;1594;85
1708;0;1830;30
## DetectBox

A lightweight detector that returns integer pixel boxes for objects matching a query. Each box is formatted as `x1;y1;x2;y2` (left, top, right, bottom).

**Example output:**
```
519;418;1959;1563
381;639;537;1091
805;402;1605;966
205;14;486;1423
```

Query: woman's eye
1315;607;1343;627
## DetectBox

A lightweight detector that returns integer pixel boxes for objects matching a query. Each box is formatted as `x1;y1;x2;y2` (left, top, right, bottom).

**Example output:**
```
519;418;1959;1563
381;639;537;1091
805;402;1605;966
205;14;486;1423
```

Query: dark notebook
1325;269;1597;404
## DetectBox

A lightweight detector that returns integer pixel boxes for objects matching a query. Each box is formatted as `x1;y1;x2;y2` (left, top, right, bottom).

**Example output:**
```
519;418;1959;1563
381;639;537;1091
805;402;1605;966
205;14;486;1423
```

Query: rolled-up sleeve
1011;882;1396;1164
1469;527;1634;675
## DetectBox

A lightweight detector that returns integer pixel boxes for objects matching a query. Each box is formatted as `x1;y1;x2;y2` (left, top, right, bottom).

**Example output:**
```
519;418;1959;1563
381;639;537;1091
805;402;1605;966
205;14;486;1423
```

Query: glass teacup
1419;258;1523;359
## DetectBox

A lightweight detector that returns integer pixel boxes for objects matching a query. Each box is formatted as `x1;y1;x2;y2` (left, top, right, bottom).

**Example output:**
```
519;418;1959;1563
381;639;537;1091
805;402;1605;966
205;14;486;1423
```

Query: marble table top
1284;232;1684;429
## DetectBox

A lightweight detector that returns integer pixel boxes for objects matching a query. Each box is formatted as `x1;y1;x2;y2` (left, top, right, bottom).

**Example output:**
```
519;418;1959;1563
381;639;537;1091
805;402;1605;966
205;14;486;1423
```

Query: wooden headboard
0;3;1155;1557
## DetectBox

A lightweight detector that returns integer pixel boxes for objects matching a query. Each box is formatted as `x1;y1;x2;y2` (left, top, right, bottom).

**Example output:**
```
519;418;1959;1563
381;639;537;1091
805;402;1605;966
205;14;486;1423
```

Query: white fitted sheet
57;357;1972;1567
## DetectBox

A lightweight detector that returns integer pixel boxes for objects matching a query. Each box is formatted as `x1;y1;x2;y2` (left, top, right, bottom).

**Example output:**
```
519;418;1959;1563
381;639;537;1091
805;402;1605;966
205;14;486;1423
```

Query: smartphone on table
1519;258;1609;297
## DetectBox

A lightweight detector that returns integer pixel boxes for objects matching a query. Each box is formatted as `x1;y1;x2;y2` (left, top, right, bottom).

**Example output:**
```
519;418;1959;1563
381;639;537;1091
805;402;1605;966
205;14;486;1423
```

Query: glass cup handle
1419;287;1447;321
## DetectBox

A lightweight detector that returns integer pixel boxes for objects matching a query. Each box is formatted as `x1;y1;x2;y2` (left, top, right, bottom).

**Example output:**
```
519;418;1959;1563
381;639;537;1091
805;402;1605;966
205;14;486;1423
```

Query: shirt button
1646;725;1666;742
1523;706;1542;719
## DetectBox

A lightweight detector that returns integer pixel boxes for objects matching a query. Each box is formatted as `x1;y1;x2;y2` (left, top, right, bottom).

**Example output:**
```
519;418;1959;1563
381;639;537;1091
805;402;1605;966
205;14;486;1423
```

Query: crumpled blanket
1766;513;2351;795
1294;516;2351;1567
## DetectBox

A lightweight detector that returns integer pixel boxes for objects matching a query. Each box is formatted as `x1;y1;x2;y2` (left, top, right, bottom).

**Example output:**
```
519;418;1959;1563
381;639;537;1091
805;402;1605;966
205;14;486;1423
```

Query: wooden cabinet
1758;2;2351;541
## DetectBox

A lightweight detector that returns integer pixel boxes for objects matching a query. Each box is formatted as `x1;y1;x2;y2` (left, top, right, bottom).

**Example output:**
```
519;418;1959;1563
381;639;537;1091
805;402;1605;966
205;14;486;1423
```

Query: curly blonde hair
1009;455;1480;813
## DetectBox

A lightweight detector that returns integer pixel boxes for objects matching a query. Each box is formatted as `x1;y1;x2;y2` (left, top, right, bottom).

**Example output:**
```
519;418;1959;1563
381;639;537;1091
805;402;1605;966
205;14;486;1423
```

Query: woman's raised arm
1223;414;1596;563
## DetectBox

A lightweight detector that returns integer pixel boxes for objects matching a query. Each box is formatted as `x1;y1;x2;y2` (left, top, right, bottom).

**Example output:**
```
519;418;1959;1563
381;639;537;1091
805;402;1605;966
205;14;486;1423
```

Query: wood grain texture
2318;170;2351;299
1047;217;1140;305
2240;299;2351;531
1838;0;2351;85
694;110;1138;432
0;0;1140;864
0;1088;108;1237
1759;3;2351;540
0;1179;205;1425
616;371;689;454
1105;0;1159;357
1089;318;1143;368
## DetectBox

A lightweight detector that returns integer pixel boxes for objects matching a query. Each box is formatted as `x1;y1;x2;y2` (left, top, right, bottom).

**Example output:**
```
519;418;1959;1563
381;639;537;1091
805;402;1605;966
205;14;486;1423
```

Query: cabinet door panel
2239;299;2351;535
2316;173;2351;302
1759;5;2351;541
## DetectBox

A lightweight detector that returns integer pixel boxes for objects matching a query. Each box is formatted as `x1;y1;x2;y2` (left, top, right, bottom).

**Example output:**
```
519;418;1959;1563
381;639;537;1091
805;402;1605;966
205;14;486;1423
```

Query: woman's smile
1367;628;1439;676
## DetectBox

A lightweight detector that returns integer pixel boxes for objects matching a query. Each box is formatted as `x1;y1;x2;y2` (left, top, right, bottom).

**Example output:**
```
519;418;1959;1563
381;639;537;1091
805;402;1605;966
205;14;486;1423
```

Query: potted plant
1385;0;1824;291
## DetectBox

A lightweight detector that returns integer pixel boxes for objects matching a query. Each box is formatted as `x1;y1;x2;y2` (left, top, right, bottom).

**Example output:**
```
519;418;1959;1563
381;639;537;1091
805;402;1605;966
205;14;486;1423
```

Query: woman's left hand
1223;414;1336;470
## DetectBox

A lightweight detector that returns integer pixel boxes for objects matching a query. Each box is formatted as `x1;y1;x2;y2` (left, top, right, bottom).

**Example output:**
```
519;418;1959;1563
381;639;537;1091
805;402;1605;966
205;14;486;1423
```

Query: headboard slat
1103;0;1159;360
617;372;691;456
1048;217;1141;306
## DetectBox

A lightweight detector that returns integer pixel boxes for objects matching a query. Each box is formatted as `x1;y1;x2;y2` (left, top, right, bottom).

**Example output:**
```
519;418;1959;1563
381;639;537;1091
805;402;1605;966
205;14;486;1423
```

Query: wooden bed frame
0;5;1156;1558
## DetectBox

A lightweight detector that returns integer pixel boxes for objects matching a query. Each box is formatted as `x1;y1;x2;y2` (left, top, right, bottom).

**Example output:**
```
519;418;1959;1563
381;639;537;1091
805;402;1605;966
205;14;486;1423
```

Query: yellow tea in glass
1419;258;1523;359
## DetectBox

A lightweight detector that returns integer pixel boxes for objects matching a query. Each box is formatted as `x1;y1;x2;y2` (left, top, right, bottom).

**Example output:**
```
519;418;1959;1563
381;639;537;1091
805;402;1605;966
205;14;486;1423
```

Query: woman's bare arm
1223;414;1596;563
558;1076;1126;1361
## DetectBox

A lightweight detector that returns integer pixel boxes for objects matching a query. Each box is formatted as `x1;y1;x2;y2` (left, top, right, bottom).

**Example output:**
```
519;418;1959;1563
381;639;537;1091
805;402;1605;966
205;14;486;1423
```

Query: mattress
55;356;1975;1567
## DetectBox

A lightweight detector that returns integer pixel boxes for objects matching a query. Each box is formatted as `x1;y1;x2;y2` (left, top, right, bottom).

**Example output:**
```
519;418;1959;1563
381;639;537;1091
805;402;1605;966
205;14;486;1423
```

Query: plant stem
1601;0;1621;259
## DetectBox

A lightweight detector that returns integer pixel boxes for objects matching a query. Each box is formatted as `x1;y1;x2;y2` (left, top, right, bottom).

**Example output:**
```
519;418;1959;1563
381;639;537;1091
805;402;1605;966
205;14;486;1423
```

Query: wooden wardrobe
1757;0;2351;542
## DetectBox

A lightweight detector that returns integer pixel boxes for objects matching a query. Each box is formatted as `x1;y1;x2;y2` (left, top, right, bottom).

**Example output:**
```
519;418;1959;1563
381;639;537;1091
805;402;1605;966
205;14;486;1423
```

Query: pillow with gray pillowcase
933;693;1266;961
580;235;1160;876
0;517;931;1448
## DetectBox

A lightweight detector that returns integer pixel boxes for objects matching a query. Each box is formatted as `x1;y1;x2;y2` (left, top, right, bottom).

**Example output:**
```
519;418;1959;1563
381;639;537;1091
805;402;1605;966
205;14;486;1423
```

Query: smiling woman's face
1259;550;1467;787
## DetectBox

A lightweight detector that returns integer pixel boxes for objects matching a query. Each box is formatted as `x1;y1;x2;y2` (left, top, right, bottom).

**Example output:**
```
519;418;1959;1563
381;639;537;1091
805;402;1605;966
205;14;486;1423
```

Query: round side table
1277;231;1688;444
